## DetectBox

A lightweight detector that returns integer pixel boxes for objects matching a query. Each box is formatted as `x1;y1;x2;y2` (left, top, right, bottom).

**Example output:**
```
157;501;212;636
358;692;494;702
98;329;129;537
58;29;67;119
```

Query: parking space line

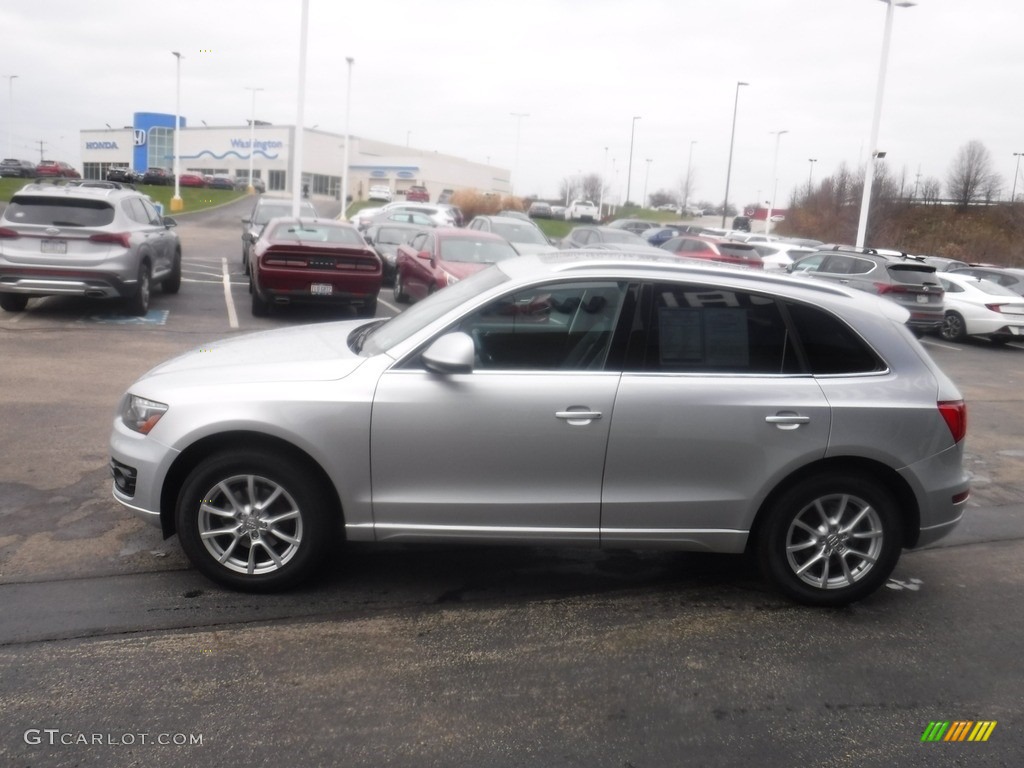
222;258;239;329
920;338;961;352
377;296;400;315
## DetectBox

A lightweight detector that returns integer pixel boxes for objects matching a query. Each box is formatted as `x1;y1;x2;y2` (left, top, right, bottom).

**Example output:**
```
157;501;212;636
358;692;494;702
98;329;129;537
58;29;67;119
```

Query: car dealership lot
2;198;1023;764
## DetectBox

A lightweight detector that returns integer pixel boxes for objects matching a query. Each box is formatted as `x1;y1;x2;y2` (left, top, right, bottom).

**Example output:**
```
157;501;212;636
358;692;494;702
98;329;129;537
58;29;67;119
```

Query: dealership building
80;112;510;203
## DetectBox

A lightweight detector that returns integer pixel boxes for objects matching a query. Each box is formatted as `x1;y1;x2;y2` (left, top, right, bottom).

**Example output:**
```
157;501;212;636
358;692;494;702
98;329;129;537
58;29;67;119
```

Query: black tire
940;311;966;342
393;271;409;303
175;448;335;591
756;471;903;607
162;250;182;294
126;261;151;316
356;294;378;318
251;284;271;317
0;294;29;312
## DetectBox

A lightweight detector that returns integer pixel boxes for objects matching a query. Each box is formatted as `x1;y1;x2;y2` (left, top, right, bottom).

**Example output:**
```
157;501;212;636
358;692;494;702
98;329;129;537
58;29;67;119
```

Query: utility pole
36;140;47;162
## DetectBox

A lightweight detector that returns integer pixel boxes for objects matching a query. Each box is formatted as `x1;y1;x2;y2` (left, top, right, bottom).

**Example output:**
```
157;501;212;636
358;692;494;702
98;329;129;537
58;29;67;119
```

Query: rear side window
886;265;939;286
3;197;115;227
784;302;884;375
628;283;799;374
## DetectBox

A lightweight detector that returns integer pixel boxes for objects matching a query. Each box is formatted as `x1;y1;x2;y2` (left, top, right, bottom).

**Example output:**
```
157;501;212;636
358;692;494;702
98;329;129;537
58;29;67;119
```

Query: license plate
916;294;929;304
310;283;333;296
41;239;67;255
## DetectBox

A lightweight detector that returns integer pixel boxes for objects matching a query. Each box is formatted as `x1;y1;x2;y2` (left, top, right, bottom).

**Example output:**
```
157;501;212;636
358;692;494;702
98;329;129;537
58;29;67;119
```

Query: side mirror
422;332;475;374
163;216;177;228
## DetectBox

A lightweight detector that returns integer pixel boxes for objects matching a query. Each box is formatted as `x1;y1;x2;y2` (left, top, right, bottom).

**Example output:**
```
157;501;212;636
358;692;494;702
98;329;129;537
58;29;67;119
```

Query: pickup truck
566;199;599;222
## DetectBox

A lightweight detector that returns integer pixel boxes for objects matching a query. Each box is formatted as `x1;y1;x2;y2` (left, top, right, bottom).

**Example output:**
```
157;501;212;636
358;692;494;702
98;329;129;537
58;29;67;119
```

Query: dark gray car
241;196;318;274
790;248;945;333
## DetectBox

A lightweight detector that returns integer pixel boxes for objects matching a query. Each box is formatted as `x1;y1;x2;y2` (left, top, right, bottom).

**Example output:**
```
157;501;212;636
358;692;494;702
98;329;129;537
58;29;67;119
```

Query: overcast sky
3;0;1022;207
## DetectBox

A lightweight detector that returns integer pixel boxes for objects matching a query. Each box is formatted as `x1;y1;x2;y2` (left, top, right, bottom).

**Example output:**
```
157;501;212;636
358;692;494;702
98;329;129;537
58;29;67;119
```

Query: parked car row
0;158;80;178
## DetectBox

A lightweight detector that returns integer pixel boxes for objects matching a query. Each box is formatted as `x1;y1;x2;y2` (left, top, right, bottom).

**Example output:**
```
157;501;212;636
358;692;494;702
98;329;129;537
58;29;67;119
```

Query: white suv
0;182;181;314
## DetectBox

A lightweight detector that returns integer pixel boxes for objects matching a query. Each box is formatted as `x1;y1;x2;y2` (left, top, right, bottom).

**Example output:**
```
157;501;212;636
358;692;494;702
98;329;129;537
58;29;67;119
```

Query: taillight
89;232;132;248
0;227;20;239
984;303;1006;314
938;399;967;443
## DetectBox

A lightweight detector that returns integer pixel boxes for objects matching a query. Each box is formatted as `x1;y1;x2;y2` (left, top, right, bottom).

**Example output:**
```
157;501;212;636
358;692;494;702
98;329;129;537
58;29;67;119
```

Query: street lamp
4;74;17;158
293;0;310;216
722;81;749;227
807;158;818;190
510;112;529;198
643;158;653;210
625;116;641;207
245;86;264;194
684;140;697;210
765;130;788;233
1012;152;1024;203
855;0;916;248
599;146;609;219
170;52;184;213
341;57;354;218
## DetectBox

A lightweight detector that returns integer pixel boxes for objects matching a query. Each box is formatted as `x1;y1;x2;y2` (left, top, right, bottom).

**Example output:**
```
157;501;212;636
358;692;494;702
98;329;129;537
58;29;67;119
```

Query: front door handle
765;413;810;431
556;409;602;426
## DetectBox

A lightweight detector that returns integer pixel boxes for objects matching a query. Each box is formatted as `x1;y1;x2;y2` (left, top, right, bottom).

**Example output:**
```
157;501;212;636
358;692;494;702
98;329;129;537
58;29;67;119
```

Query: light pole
625;116;641;207
245;86;263;194
293;0;310;216
341;57;354;217
684;140;697;211
765;131;788;233
855;0;915;248
643;158;653;210
722;81;749;227
1012;152;1024;202
509;112;529;198
599;146;608;219
170;53;184;212
807;158;818;191
4;75;16;158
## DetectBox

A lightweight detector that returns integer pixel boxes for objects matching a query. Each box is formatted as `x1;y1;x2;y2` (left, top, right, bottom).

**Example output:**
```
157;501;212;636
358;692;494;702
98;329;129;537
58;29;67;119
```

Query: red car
393;227;519;303
178;173;207;187
404;185;430;202
250;218;382;317
661;235;764;269
35;160;80;178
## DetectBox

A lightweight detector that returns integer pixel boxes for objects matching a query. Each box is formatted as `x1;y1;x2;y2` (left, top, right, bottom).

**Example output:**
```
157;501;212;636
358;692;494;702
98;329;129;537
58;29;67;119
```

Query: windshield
255;203;315;224
376;227;417;245
359;266;509;355
440;238;519;263
603;229;647;245
491;222;547;244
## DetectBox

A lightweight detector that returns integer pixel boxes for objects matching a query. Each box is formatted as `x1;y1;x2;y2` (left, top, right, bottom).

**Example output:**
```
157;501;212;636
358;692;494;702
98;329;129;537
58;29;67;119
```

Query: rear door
600;282;832;551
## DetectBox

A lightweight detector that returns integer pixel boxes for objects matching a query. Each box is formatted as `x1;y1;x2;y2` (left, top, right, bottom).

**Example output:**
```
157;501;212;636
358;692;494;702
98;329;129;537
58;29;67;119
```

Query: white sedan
936;272;1024;343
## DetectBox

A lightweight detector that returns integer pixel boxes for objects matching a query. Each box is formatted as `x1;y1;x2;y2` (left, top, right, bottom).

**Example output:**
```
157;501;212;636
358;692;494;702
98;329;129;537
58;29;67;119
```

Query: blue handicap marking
86;309;170;325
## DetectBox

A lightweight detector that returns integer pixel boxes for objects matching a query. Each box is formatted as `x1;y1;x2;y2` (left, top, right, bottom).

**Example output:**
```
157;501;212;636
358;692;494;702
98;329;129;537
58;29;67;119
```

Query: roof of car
11;182;142;200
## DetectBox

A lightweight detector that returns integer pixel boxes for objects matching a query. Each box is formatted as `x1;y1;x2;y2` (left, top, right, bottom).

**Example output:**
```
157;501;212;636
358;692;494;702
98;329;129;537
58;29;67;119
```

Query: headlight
121;395;168;434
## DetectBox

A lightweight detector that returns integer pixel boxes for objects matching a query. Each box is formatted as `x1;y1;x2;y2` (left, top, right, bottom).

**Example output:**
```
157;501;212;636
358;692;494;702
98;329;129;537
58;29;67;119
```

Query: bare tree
946;140;1001;209
920;177;942;204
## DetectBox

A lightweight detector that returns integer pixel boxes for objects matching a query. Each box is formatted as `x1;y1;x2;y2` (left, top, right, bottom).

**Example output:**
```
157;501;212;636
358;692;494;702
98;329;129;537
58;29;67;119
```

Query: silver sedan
109;253;970;606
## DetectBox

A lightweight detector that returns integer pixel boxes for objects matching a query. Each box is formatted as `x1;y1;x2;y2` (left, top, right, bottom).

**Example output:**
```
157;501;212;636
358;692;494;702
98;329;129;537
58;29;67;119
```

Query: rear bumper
0;268;136;299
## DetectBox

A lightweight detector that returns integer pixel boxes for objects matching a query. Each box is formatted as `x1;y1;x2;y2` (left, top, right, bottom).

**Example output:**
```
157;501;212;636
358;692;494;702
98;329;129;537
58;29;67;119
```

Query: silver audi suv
0;182;181;314
110;253;969;606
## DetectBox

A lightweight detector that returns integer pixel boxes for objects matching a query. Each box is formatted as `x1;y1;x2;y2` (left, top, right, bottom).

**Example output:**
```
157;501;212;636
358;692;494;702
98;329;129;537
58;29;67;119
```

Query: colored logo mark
921;721;997;742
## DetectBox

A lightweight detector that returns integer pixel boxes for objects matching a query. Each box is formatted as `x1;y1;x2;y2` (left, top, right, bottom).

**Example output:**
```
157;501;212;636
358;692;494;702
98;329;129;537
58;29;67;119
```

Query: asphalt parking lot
1;196;1023;766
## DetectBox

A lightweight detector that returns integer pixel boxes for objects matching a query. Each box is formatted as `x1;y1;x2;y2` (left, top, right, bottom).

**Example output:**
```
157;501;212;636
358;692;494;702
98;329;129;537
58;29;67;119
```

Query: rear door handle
765;414;810;430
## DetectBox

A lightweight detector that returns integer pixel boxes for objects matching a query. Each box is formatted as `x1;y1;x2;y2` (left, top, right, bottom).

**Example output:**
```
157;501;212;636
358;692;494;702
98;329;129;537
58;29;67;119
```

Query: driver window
455;281;628;371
